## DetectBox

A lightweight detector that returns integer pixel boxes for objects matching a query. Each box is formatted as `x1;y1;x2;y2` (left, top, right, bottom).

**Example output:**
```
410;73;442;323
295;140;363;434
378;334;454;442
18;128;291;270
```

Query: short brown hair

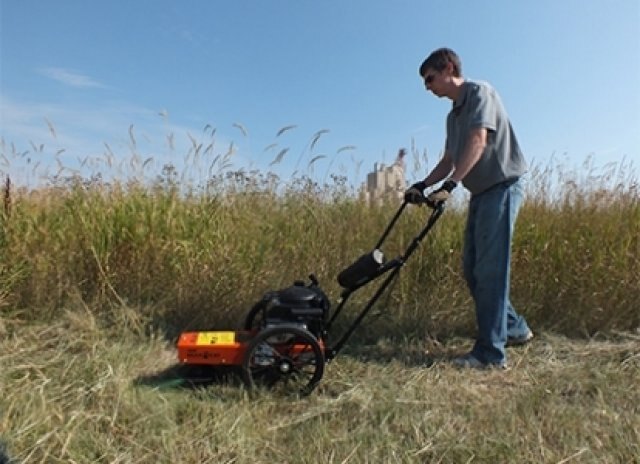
419;48;462;77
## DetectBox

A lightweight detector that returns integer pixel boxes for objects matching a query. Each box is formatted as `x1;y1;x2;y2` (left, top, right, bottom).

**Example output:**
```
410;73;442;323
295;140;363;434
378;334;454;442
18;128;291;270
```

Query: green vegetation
1;151;638;462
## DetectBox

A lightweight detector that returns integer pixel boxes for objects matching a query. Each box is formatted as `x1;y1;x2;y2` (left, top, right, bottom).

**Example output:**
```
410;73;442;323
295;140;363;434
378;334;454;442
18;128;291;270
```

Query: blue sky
1;0;639;188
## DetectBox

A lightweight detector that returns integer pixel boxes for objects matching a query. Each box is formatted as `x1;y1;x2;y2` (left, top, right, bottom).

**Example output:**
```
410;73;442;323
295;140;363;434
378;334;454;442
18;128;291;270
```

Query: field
1;152;639;463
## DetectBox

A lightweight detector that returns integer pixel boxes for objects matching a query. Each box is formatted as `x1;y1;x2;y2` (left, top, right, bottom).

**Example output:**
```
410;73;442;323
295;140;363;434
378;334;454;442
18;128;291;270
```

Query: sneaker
506;329;534;347
451;353;507;370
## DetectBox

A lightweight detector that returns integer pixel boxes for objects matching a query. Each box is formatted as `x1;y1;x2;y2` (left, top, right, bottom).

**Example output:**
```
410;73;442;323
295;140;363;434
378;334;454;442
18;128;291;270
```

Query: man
405;48;533;369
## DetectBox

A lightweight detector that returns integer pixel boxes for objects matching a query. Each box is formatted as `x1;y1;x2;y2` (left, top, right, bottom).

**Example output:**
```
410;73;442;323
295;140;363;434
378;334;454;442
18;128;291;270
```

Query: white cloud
39;67;106;89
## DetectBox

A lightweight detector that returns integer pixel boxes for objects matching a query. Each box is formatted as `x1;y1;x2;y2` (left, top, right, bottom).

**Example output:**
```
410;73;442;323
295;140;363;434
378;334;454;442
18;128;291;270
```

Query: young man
405;48;533;369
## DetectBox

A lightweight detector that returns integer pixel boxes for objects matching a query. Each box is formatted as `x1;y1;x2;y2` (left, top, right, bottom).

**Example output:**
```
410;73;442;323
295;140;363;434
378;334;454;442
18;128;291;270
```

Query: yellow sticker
196;331;236;345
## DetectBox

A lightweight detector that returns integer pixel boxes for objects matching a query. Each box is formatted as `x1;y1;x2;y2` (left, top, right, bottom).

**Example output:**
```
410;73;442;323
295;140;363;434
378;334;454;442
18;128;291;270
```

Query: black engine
246;279;331;338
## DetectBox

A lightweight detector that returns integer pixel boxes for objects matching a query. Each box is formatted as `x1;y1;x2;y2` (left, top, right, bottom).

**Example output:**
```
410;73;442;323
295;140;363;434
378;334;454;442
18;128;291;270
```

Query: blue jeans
463;178;530;365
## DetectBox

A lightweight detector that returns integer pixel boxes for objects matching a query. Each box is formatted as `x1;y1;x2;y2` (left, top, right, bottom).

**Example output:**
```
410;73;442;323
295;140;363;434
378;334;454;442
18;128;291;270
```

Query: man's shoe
451;353;507;370
506;329;534;347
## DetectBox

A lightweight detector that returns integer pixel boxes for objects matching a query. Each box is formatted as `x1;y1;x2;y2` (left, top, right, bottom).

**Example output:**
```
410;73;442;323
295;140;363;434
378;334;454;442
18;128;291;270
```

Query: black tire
241;325;325;396
243;300;267;331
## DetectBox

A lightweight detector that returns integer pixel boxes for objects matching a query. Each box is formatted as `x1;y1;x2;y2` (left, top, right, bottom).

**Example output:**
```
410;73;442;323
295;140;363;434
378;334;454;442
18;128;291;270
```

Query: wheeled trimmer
177;198;444;395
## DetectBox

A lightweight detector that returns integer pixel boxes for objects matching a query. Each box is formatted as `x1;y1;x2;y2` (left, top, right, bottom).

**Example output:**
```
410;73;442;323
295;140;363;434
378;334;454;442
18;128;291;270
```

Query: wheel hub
278;360;293;374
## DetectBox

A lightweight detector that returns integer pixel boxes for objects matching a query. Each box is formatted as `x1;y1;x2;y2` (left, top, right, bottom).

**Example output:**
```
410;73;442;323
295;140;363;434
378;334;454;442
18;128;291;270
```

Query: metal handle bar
374;197;441;250
325;201;445;358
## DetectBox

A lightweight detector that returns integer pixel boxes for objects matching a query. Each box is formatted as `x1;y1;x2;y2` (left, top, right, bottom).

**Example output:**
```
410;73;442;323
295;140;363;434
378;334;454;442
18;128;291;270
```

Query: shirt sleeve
467;84;497;132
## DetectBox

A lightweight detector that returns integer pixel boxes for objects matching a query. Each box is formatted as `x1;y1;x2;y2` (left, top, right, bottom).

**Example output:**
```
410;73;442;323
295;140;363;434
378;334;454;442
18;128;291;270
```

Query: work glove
404;181;427;204
427;179;457;203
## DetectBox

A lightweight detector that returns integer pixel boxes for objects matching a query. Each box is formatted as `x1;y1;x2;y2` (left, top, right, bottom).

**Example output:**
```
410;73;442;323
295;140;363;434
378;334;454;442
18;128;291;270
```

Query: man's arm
420;127;487;187
422;151;454;187
449;127;487;183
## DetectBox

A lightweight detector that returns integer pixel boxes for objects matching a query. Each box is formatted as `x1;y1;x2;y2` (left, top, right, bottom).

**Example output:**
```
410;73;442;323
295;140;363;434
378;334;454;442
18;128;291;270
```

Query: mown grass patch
1;312;638;463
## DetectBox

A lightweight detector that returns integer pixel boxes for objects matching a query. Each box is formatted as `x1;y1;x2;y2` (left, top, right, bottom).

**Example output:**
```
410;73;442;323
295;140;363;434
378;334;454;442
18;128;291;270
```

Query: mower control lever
411;196;442;210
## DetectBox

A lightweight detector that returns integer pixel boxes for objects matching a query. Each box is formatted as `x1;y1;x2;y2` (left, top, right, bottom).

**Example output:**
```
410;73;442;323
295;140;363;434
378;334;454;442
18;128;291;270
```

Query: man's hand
427;179;457;203
404;181;427;204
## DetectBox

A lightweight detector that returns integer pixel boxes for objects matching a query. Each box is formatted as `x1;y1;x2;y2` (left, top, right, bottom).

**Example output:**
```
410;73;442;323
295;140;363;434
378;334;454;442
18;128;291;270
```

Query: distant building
362;149;407;206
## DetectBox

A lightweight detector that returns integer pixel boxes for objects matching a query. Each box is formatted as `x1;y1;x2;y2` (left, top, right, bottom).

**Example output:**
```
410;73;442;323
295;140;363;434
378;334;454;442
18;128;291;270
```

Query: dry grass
1;310;638;463
1;164;637;340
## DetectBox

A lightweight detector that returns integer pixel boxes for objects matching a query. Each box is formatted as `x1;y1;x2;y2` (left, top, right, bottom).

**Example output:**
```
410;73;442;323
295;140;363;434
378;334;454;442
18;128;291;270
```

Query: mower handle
374;197;443;250
327;198;445;357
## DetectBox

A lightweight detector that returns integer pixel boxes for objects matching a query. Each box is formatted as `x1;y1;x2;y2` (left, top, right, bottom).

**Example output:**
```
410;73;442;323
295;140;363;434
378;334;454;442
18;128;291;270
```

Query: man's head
419;48;464;99
419;48;462;78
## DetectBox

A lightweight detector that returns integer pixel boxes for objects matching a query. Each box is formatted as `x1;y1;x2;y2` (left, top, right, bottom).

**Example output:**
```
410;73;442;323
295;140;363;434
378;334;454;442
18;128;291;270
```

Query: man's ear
444;60;454;76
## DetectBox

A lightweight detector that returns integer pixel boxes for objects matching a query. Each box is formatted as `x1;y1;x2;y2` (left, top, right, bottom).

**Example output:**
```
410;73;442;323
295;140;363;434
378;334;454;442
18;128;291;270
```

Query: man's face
422;68;444;97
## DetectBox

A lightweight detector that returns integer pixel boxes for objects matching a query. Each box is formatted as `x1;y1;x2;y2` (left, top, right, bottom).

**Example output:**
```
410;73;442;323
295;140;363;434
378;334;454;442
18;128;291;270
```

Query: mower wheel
241;325;324;396
243;300;267;330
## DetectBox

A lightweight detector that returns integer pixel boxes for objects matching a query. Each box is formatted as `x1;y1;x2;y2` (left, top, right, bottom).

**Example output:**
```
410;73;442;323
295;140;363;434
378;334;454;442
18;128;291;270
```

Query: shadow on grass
134;364;244;391
0;441;14;464
338;341;446;368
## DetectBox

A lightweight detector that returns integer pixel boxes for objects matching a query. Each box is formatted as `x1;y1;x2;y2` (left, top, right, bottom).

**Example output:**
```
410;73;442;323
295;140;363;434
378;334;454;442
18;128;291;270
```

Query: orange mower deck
177;330;325;366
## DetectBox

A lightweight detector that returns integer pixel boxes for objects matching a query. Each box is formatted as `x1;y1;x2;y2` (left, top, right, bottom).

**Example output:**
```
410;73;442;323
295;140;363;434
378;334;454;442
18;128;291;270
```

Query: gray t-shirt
445;79;527;195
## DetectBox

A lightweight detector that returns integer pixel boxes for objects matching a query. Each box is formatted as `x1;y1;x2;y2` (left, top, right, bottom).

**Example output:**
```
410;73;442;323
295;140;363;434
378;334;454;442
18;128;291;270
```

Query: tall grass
0;149;638;339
